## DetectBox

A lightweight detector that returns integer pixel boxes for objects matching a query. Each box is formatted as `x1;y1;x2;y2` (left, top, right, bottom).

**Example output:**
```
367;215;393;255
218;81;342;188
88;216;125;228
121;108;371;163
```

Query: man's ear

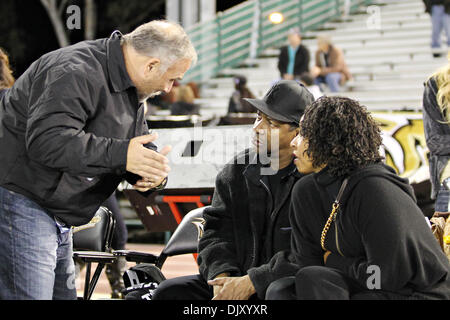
145;58;161;75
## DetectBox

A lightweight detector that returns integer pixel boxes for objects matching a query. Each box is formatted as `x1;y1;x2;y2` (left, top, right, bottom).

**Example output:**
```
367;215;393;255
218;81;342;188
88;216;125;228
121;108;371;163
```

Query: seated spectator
151;80;314;300
227;75;257;114
187;81;200;99
311;35;351;92
267;96;450;300
277;28;310;81
423;55;450;213
299;73;323;101
170;84;200;115
0;48;15;96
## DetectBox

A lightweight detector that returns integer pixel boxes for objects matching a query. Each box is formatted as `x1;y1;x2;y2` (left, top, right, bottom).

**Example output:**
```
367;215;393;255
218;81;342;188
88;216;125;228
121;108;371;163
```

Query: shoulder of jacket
218;149;253;175
292;173;315;193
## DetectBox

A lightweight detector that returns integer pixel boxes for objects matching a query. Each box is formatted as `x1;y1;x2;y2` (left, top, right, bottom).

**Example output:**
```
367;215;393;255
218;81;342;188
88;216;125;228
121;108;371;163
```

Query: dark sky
2;0;246;77
217;0;245;12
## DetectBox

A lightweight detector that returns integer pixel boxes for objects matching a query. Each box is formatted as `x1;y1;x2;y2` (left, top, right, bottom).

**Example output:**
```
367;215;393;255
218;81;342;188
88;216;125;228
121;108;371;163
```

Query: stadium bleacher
193;0;448;117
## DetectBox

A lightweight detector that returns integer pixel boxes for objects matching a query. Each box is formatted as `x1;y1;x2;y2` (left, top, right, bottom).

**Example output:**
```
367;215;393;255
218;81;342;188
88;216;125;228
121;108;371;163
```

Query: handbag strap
320;177;349;252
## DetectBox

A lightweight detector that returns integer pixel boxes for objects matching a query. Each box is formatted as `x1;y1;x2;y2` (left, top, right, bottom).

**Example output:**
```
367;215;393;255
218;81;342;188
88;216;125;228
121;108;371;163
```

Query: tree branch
58;0;70;16
84;0;97;40
40;0;70;47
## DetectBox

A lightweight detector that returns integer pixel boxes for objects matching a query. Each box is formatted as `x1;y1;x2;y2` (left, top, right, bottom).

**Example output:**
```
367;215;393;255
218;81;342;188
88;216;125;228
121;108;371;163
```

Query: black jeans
152;274;213;300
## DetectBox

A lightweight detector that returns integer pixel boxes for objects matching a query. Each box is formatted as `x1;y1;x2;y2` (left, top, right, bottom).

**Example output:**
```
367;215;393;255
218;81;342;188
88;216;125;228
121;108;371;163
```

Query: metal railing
183;0;373;83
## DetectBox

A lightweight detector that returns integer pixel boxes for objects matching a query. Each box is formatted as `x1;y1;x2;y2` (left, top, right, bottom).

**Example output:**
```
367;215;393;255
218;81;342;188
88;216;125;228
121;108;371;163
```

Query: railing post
335;0;341;18
249;0;261;60
298;0;303;31
258;0;263;56
217;12;222;71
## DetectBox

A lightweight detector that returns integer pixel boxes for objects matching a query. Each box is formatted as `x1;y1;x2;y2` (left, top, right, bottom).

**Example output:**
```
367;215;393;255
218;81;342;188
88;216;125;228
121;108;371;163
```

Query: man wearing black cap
152;81;314;300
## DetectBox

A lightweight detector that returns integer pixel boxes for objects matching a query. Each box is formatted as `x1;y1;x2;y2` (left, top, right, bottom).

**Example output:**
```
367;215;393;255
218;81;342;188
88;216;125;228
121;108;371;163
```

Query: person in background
278;96;450;300
311;35;351;92
277;28;310;81
0;48;15;95
227;75;257;114
423;56;450;213
423;0;450;57
170;84;201;115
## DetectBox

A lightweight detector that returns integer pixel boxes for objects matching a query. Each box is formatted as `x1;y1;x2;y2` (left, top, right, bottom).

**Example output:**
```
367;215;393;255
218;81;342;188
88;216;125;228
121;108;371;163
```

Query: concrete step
199;0;431;114
303;36;434;53
301;21;431;42
322;5;427;26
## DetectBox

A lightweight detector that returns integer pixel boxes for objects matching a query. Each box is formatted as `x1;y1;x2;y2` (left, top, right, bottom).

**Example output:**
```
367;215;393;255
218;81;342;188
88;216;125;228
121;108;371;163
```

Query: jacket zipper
255;178;273;267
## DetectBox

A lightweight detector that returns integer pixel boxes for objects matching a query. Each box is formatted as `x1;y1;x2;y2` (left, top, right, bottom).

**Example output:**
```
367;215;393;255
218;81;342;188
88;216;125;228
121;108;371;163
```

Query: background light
269;12;284;24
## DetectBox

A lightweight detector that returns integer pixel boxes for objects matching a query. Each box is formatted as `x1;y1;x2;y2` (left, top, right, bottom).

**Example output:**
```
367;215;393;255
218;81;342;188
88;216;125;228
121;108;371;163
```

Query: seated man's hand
208;275;256;300
211;273;229;297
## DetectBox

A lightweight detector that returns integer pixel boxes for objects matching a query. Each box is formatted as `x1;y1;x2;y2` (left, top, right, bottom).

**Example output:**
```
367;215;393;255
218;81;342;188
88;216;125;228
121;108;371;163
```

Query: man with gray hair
0;20;196;300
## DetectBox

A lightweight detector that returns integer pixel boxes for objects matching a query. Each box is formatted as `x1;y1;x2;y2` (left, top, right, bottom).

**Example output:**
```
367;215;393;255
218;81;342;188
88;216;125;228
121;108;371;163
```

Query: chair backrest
72;206;115;252
161;206;208;258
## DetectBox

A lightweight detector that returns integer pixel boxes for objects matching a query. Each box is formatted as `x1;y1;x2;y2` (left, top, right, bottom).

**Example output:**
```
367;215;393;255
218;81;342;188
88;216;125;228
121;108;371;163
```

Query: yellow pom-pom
444;236;450;245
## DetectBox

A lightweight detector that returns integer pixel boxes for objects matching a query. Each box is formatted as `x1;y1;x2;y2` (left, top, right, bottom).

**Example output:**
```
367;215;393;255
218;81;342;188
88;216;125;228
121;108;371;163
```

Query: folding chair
115;206;207;296
72;206;116;300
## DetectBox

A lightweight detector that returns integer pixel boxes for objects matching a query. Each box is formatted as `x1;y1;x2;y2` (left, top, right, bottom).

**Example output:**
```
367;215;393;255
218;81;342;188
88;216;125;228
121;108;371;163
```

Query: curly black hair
300;96;384;177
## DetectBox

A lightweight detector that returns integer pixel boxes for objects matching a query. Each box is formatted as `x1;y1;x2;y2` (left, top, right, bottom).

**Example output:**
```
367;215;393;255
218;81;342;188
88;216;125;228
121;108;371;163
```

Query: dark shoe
433;53;442;58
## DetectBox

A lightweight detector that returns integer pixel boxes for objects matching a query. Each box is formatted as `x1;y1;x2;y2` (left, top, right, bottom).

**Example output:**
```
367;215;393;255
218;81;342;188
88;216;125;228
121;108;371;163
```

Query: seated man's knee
151;278;180;300
152;274;212;300
295;266;330;287
266;276;296;300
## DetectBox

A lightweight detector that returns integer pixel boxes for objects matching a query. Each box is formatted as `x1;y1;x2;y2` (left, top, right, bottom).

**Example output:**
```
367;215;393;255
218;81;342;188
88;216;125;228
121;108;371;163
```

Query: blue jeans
0;186;77;300
435;186;450;212
431;5;450;49
315;73;342;92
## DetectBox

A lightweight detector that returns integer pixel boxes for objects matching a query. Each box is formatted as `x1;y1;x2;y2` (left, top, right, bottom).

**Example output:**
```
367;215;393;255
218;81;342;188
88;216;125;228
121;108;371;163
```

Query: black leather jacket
0;32;154;226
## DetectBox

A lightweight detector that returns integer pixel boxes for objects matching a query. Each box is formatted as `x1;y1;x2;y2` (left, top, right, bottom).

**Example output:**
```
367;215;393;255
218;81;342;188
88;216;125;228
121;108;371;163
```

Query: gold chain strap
320;202;340;251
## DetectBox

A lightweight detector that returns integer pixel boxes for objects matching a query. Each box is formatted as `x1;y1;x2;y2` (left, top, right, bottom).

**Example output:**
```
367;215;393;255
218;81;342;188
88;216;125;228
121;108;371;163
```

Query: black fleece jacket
197;149;304;299
290;163;450;299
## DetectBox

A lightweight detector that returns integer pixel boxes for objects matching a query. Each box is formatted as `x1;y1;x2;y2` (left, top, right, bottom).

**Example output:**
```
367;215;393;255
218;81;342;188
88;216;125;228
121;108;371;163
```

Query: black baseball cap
243;80;314;125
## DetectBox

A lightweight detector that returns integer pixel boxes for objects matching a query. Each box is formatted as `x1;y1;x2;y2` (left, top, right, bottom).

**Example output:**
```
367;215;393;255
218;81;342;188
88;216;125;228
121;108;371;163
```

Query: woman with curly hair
0;48;14;94
282;96;450;300
423;56;450;213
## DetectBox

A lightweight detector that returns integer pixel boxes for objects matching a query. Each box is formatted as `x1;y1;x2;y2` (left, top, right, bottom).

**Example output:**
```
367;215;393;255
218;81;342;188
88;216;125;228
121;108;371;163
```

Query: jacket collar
243;151;302;185
107;31;135;93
